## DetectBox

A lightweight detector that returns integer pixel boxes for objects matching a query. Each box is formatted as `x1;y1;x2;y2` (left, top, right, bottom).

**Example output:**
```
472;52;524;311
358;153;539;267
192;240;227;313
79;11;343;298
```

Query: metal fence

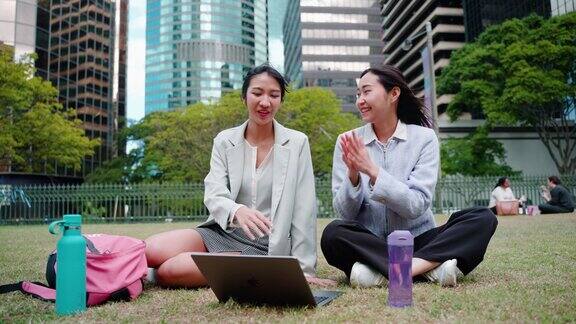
437;175;576;215
1;175;574;225
0;179;333;225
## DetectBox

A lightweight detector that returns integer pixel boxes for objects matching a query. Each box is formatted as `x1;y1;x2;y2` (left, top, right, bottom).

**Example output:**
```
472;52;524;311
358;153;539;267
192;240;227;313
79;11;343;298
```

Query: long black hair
494;176;508;189
548;175;561;185
241;64;289;102
360;65;431;128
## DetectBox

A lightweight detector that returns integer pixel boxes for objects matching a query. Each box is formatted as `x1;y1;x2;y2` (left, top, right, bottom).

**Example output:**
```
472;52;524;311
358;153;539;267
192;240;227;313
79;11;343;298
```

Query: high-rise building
382;0;555;110
381;0;465;114
145;0;268;114
463;0;551;41
550;0;576;15
282;0;302;87
380;0;564;175
0;0;128;179
284;0;384;112
268;0;288;74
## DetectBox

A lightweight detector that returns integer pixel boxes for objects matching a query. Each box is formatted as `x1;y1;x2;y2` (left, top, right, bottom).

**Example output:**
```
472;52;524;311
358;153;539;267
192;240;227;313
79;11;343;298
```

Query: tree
84;149;142;184
441;127;519;176
278;87;361;175
0;51;99;173
438;13;576;174
88;87;361;183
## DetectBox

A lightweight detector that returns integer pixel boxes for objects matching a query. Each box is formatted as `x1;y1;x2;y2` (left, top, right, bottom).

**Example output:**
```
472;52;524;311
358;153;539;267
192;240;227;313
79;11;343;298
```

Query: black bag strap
0;282;23;294
108;287;131;302
84;236;100;254
0;281;56;303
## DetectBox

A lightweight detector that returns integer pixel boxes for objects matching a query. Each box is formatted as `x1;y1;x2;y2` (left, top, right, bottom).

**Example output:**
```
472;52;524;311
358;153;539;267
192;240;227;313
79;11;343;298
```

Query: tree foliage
0;51;99;173
278;87;361;176
441;127;519;176
88;87;360;183
438;13;576;174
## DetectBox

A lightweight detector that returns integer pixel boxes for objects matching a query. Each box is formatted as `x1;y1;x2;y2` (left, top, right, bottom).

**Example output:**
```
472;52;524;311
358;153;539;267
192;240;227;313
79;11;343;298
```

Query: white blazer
199;120;317;276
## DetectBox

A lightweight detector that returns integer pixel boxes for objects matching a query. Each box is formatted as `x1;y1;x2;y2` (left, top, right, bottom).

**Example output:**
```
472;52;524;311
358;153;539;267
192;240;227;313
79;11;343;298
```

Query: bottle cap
63;214;82;226
387;230;413;246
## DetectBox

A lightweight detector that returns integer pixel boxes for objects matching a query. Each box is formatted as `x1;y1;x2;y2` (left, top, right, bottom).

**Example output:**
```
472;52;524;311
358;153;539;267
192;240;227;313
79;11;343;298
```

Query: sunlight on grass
1;214;575;322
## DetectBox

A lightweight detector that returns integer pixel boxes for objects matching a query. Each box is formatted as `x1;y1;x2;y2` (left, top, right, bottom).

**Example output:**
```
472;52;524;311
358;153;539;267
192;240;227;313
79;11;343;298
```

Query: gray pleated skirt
196;224;268;255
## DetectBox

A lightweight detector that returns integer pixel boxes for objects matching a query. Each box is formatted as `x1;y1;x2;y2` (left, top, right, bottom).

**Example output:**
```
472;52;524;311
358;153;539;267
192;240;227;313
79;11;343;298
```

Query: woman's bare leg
412;257;440;276
155;252;208;288
145;229;208;288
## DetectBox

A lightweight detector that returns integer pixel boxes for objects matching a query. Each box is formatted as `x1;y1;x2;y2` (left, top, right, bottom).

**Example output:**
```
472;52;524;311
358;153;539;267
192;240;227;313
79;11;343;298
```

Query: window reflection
310;78;357;87
302;45;371;55
302;29;370;39
301;13;368;23
300;0;377;7
303;61;370;72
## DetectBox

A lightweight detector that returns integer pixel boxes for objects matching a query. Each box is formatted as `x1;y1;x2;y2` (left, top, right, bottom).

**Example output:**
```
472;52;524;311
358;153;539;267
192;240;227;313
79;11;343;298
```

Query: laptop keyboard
314;295;329;304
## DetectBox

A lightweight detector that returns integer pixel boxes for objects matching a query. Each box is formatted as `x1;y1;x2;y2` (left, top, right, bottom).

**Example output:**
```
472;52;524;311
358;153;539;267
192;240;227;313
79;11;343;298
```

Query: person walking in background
145;64;334;288
321;65;498;288
488;177;525;215
539;176;574;214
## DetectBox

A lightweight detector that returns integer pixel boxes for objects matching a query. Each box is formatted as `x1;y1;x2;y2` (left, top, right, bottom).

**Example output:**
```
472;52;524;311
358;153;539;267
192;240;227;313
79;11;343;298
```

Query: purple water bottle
387;230;414;307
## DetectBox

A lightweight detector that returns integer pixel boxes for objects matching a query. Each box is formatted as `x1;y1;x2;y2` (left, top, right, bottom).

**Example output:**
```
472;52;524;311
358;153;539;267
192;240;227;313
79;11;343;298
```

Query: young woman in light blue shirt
321;65;498;287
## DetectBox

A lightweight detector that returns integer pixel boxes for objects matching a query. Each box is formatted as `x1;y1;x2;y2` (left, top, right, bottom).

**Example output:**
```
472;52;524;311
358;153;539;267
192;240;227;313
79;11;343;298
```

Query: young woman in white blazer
145;64;334;288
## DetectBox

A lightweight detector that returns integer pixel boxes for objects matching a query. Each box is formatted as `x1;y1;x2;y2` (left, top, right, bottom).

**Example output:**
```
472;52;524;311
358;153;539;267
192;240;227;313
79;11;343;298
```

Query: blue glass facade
282;0;302;87
145;0;268;114
463;0;551;42
267;0;288;74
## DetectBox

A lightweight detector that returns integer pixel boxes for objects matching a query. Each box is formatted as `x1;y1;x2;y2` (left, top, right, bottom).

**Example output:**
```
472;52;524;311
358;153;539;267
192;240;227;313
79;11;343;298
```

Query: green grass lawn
1;214;575;322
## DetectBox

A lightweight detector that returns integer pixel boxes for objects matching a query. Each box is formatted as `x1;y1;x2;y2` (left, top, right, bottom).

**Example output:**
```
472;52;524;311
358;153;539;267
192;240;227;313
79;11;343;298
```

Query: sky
126;1;147;123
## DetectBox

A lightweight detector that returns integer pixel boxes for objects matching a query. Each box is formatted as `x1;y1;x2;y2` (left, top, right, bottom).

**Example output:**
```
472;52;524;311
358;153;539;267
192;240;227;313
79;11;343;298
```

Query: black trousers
489;206;497;215
321;207;498;279
538;203;573;214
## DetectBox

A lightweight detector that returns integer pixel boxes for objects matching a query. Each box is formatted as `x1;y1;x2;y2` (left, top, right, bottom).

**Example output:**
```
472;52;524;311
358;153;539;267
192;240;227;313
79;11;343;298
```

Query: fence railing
1;175;574;225
436;175;576;214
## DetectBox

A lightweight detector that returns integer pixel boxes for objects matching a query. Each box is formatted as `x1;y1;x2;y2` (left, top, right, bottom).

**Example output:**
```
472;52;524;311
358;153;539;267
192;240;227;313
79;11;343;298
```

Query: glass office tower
463;0;551;41
145;0;268;114
282;0;302;87
267;0;288;74
283;0;383;112
0;0;128;178
551;0;576;15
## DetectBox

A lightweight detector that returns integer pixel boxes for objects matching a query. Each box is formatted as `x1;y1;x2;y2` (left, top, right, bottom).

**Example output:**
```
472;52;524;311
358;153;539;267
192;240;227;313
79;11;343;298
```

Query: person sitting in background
488;177;524;215
538;176;574;214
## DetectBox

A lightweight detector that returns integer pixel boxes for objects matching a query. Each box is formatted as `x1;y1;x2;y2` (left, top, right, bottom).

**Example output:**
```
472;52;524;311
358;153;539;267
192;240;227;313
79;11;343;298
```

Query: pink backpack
0;234;148;306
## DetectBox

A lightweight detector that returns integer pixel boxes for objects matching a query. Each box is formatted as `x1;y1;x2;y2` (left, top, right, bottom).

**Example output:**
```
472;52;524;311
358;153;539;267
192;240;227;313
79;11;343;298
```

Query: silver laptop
190;253;342;307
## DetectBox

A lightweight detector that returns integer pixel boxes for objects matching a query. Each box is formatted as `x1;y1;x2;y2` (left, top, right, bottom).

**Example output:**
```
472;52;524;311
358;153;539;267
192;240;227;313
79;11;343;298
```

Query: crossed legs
321;207;498;281
538;203;572;214
145;229;208;288
320;219;439;278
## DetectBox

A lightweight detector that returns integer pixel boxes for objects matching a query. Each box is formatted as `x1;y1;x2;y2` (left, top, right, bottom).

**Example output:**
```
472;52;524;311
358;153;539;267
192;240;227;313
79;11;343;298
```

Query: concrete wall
439;120;561;176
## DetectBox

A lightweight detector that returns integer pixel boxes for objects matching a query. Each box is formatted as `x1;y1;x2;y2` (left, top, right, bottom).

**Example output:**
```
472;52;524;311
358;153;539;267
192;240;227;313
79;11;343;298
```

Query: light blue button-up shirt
332;121;439;238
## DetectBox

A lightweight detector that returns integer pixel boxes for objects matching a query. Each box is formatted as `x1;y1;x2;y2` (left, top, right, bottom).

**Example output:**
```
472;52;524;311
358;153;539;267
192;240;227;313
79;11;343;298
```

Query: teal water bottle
49;214;87;315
